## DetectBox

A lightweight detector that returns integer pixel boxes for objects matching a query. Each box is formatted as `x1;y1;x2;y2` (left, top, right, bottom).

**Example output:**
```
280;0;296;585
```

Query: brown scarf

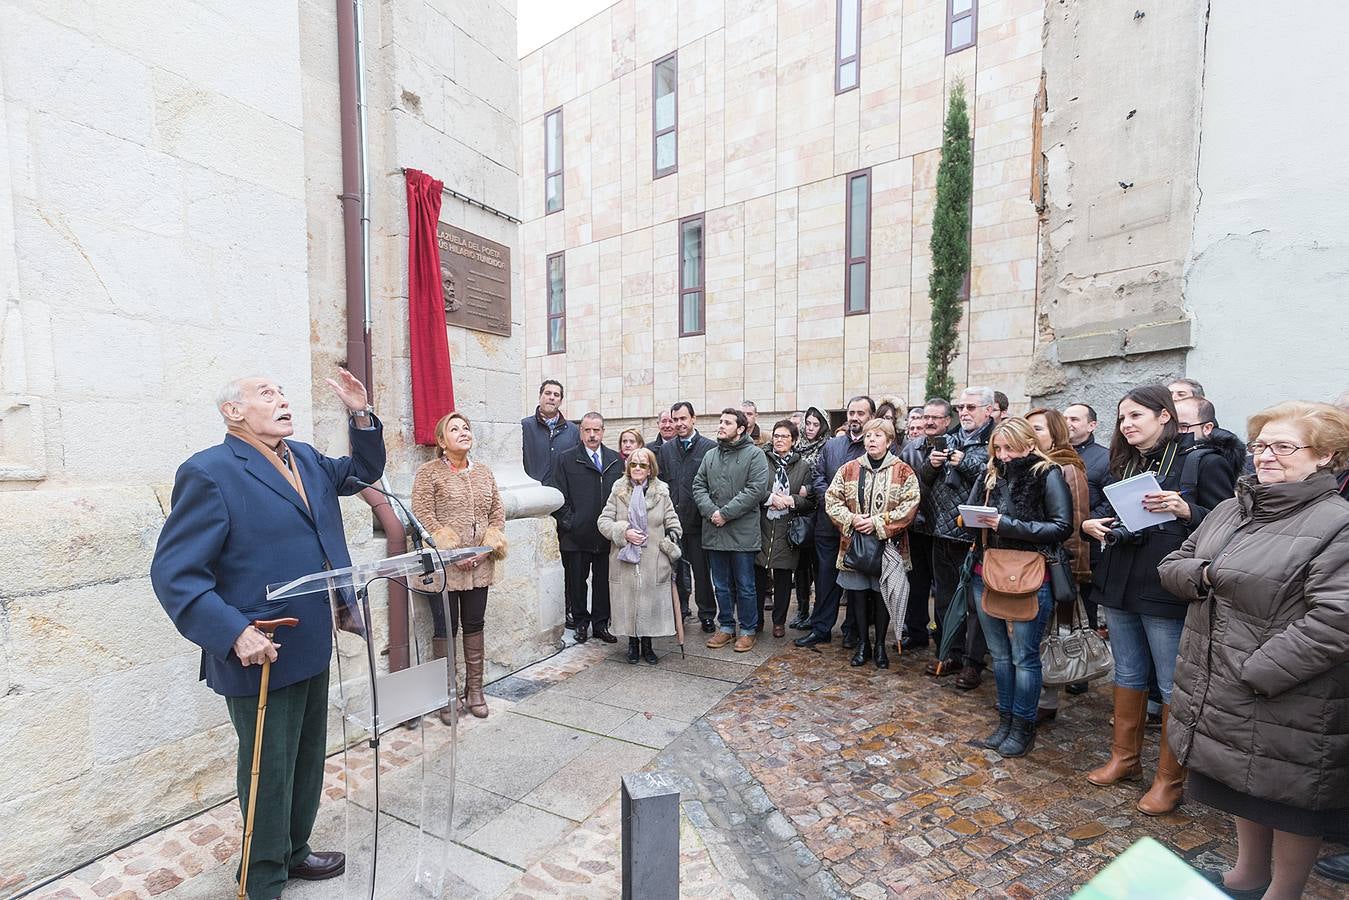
227;424;311;512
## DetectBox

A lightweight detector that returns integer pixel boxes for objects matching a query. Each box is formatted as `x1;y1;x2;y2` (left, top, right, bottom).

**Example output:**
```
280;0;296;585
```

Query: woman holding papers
1158;401;1349;900
1079;385;1235;814
964;417;1073;758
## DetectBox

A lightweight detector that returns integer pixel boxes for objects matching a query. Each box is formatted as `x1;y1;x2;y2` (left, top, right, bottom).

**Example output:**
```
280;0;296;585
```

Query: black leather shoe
849;640;872;667
1315;852;1349;884
593;625;618;644
640;636;658;665
626;637;641;664
565;615;576;630
794;631;831;648
289;851;345;880
900;636;929;652
874;641;889;669
1198;868;1273;897
574;622;589;643
700;619;716;633
1065;680;1089;695
788;613;811;630
841;634;859;650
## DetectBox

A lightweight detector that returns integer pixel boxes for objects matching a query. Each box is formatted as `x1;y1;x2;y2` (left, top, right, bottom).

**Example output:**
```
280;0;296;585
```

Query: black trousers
428;586;489;638
677;529;716;624
932;536;986;666
1080;580;1100;630
562;550;610;628
755;567;794;628
794;542;815;614
905;531;934;645
807;534;844;638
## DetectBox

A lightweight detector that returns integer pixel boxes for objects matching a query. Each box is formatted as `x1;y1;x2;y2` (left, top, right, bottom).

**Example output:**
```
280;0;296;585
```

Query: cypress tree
924;81;973;401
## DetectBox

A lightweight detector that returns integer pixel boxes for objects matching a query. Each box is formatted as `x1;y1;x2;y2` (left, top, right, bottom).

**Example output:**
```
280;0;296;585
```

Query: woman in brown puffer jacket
1158;401;1349;900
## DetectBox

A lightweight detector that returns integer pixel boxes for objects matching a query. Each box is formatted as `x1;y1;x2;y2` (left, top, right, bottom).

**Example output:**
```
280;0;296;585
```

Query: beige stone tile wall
522;0;1044;419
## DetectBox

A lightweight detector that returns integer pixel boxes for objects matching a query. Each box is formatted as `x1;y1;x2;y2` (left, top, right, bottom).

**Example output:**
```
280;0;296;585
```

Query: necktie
683;438;692;452
592;450;601;471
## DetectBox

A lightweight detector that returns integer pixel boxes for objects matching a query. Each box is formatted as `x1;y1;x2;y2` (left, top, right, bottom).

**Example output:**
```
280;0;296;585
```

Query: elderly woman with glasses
1159;401;1349;900
598;447;683;664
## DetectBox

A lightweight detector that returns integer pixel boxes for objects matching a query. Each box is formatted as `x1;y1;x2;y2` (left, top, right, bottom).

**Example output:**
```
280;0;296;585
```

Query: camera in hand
926;434;950;453
1103;522;1145;547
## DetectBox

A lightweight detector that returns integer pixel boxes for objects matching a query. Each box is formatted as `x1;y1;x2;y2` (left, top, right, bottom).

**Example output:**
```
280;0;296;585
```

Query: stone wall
520;0;1046;418
0;0;544;892
1026;0;1209;417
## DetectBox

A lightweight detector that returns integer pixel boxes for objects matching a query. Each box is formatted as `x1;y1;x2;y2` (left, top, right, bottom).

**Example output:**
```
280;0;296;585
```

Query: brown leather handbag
977;489;1044;622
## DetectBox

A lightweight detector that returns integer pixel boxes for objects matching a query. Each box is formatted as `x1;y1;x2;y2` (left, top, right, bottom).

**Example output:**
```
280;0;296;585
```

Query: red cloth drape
406;169;455;445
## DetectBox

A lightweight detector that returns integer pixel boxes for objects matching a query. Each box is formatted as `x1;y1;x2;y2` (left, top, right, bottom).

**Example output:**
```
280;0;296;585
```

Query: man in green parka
694;408;771;651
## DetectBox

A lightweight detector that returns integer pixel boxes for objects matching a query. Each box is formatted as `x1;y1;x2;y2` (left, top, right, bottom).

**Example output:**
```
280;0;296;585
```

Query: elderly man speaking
151;369;385;900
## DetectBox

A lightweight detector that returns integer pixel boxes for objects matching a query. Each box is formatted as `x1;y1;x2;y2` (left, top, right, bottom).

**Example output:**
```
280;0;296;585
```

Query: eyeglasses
955;403;984;412
1178;421;1213;430
629;462;650;469
1246;441;1312;457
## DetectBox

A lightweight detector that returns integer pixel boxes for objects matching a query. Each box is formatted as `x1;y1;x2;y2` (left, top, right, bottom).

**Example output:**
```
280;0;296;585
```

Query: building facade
520;0;1046;427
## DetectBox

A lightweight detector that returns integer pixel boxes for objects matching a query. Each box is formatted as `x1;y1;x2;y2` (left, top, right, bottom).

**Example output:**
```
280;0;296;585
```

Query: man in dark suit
551;412;622;643
151;370;385;900
659;401;717;631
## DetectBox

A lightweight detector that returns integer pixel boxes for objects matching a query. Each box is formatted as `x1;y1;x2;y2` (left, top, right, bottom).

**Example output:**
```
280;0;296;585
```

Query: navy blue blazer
151;419;386;697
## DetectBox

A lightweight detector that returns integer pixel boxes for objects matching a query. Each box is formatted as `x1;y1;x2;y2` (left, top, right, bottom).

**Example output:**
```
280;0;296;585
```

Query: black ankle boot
874;640;889;669
997;716;1037;758
626;637;640;664
850;638;872;667
982;711;1013;749
640;636;658;664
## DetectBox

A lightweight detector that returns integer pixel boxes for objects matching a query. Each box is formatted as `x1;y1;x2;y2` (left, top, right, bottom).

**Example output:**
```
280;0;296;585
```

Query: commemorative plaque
436;223;511;337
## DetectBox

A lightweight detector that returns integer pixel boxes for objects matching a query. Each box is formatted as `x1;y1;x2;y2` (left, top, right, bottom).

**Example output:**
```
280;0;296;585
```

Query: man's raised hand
324;367;369;413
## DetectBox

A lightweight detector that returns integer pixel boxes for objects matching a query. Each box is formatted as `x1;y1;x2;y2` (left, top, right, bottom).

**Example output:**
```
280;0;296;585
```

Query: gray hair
741;400;758;412
581;411;604;425
960;386;995;407
217;378;249;420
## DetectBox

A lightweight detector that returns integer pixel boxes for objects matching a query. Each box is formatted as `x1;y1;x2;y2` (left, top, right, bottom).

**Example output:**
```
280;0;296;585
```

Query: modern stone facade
520;0;1046;428
0;0;553;892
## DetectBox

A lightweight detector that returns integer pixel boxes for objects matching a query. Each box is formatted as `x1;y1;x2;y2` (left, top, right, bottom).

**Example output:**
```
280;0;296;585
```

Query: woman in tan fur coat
411;412;507;720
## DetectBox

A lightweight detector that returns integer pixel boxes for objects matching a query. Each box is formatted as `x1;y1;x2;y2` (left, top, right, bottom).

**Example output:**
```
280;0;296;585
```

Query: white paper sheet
958;504;999;528
1102;471;1176;532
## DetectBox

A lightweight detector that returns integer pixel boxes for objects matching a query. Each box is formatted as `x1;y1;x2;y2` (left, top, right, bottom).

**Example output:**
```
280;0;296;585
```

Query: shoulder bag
978;488;1044;622
842;465;884;576
786;515;812;548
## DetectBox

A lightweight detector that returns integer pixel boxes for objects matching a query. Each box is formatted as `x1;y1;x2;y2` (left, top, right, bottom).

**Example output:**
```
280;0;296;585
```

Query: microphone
345;478;438;549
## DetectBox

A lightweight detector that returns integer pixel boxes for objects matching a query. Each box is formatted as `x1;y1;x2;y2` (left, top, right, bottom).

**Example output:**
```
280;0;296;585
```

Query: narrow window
546;252;566;353
653;53;678;178
844;170;870;315
835;0;861;93
679;214;705;336
544;107;564;214
946;0;977;54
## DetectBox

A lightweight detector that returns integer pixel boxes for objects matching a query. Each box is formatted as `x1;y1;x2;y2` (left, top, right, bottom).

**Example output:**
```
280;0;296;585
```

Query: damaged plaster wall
1029;0;1210;418
1182;0;1349;424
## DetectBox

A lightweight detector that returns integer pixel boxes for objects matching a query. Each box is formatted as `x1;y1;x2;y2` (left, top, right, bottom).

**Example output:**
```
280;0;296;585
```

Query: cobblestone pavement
704;640;1347;899
20;630;1347;899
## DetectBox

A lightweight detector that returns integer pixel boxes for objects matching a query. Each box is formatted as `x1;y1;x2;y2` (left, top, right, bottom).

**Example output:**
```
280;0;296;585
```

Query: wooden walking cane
237;617;299;900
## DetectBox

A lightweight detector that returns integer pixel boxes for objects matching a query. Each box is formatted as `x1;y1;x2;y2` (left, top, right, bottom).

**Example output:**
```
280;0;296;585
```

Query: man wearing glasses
1177;396;1249;482
919;386;996;685
898;398;954;652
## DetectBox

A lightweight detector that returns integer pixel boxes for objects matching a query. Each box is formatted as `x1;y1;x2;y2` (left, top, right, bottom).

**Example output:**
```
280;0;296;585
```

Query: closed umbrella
937;550;976;663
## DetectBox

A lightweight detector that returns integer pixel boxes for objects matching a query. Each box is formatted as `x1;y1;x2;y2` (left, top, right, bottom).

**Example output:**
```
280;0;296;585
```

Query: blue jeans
973;577;1053;721
707;550;758;633
1104;607;1185;704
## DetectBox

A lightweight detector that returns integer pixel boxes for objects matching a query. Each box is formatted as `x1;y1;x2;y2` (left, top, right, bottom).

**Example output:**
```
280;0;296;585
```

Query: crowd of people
417;375;1349;899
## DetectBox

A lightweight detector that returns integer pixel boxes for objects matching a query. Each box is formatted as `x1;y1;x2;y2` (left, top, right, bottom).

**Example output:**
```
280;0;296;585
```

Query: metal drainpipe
338;0;411;670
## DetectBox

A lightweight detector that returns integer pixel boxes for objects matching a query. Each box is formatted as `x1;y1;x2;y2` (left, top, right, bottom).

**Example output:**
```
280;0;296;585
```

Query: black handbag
843;530;884;576
786;515;811;548
1048;549;1076;605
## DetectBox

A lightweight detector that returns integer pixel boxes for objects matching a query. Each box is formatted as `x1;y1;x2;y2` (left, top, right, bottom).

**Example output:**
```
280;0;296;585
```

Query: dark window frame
946;0;977;54
652;52;679;179
678;213;706;337
835;0;862;94
546;251;566;354
844;169;872;316
544;106;564;214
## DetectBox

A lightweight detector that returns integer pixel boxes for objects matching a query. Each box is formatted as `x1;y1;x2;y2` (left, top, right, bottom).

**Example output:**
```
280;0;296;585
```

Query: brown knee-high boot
1086;686;1148;785
432;637;455;726
1137;704;1185;815
462;631;489;718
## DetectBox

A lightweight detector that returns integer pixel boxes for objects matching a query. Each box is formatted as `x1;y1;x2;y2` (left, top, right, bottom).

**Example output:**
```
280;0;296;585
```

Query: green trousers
225;667;329;900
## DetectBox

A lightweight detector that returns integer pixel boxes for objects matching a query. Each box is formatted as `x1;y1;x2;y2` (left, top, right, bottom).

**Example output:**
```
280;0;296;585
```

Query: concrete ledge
1055;316;1193;363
